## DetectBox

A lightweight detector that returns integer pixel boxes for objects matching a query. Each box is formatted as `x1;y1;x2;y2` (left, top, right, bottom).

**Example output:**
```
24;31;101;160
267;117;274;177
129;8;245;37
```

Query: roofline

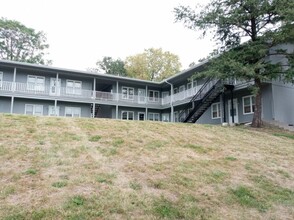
0;59;210;85
161;59;210;83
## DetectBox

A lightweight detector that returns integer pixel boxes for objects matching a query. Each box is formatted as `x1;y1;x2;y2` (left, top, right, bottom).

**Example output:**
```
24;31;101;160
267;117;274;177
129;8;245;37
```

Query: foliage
174;0;294;127
95;56;127;76
125;48;181;81
0;18;51;65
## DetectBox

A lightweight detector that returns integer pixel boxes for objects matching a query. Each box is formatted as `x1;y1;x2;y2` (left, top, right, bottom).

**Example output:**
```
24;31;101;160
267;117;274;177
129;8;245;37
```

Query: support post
92;103;95;118
223;93;226;123
54;100;57;116
116;105;118;119
231;89;234;124
12;67;16;92
10;96;14;114
116;81;119;101
93;77;96;99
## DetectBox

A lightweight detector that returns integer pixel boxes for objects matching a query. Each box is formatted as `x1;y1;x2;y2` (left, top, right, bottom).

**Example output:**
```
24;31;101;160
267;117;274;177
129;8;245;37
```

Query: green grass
0;114;294;219
273;133;294;139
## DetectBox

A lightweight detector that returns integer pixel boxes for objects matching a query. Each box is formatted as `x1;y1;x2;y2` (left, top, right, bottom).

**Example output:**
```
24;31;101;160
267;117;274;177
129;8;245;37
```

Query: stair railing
178;78;221;122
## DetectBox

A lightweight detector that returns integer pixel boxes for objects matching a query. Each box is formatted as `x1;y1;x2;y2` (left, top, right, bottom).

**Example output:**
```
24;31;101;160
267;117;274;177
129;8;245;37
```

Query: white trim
242;95;255;115
50;78;61;96
148;112;160;121
211;102;221;119
0;71;3;87
64;107;81;117
66;79;82;95
25;104;43;116
228;99;239;124
138;112;145;121
27;75;45;91
162;113;169;122
48;105;60;116
121;111;134;120
148;90;160;102
122;86;134;100
138;88;146;103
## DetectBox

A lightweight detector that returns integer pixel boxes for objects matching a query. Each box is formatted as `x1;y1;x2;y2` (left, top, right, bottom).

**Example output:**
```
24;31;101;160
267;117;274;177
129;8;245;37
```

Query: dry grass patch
0;114;294;219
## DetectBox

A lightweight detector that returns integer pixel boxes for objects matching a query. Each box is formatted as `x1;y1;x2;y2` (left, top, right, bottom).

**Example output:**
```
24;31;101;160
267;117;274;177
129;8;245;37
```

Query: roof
0;59;210;86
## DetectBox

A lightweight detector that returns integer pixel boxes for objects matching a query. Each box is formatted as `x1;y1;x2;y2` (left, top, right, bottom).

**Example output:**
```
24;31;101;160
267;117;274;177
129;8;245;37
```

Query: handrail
178;77;214;121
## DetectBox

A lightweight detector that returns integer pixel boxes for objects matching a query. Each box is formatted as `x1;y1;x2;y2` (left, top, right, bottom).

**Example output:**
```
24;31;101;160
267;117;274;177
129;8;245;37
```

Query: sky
2;0;214;71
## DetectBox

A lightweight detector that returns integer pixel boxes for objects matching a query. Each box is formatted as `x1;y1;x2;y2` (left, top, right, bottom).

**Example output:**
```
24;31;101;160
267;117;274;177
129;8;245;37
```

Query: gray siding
0;97;12;113
272;82;294;124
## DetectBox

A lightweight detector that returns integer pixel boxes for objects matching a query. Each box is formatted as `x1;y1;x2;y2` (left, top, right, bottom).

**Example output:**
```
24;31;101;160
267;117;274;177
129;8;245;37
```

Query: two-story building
0;44;293;126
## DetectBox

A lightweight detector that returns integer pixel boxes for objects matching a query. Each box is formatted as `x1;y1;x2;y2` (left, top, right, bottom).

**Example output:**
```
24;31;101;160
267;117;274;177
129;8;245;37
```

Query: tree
174;0;294;127
95;56;127;76
0;18;51;65
125;48;182;81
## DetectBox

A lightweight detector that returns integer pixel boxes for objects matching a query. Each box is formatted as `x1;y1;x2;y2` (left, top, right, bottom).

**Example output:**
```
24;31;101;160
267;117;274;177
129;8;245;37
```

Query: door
138;89;146;103
50;78;61;95
138;112;145;121
228;99;239;124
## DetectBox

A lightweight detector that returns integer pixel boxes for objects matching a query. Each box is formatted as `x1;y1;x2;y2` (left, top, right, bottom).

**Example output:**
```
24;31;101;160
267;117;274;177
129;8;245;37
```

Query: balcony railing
0;79;244;107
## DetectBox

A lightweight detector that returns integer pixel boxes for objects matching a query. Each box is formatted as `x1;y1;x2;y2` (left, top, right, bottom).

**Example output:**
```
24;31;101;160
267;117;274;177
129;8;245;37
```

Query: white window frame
48;106;60;116
242;95;255;115
162;113;170;122
211;102;221;119
148;112;160;121
27;75;45;91
25;104;43;116
64;107;81;117
148;90;159;102
121;111;134;120
66;80;82;95
0;72;3;87
122;87;134;100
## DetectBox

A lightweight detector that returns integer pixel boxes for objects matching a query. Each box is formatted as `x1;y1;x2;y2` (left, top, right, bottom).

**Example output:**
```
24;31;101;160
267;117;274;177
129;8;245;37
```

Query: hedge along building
0;44;293;125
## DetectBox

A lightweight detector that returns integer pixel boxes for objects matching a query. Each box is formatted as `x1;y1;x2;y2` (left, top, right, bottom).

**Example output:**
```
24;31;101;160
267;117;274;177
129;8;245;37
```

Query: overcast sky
2;0;214;71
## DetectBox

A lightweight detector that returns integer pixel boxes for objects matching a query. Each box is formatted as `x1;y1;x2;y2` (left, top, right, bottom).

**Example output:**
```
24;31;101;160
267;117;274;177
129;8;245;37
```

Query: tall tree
0;18;51;65
125;48;182;82
95;56;127;76
175;0;294;127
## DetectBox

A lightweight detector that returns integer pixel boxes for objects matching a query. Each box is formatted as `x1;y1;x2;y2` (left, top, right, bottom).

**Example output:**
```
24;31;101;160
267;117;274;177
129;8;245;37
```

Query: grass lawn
0;114;293;219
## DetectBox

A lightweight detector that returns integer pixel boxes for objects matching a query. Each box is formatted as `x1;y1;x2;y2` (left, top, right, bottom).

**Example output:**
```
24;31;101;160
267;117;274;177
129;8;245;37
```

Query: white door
228;99;239;124
50;78;61;96
138;89;146;103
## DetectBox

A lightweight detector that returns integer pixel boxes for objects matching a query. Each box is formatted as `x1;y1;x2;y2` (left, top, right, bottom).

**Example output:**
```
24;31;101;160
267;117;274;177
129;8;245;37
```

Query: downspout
165;80;174;122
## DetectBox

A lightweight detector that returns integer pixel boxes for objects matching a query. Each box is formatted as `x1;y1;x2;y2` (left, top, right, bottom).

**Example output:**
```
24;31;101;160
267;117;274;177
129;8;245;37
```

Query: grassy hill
0;114;293;220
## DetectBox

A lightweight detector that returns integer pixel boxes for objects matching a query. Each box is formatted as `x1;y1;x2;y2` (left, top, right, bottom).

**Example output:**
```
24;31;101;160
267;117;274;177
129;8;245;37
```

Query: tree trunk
252;78;263;128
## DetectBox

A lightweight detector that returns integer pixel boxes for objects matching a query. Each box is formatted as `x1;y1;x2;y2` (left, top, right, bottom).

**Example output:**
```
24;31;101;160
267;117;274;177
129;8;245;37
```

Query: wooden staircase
179;79;225;123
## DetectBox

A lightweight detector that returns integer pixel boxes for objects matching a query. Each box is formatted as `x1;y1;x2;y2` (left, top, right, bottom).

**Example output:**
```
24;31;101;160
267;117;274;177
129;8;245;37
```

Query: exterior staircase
179;78;225;123
91;104;100;118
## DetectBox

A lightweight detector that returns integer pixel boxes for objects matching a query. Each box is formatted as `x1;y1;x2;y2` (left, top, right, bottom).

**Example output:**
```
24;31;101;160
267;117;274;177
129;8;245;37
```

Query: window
243;95;255;114
121;111;134;120
148;113;160;121
0;72;3;87
25;104;43;116
27;75;45;91
211;103;221;119
122;87;134;100
162;113;169;122
48;106;60;116
174;88;178;94
66;80;82;95
65;107;81;117
148;90;159;102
